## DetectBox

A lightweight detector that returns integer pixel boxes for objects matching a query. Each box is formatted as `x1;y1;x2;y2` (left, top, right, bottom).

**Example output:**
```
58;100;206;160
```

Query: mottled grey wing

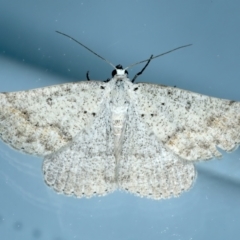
43;102;116;198
134;83;240;161
118;105;195;199
0;81;108;156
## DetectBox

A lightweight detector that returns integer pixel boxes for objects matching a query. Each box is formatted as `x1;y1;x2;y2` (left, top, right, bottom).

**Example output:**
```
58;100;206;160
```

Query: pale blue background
0;1;240;240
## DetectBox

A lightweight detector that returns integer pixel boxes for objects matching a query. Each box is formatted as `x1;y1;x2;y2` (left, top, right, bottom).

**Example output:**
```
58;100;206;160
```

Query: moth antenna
56;30;192;76
125;44;192;70
56;31;116;69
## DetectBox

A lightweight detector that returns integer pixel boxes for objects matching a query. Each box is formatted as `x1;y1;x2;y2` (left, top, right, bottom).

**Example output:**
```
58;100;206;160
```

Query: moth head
112;64;128;78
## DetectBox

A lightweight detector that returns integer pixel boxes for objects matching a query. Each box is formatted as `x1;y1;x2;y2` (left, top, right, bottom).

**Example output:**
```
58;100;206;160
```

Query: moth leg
86;71;90;81
132;55;154;83
86;70;110;82
104;78;110;83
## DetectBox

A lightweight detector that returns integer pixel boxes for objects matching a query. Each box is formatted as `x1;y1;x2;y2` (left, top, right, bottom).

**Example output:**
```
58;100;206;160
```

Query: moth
0;31;239;199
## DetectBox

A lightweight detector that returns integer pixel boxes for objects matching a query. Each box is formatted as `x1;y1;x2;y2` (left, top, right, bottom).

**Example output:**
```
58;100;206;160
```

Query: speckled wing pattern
118;105;195;199
0;81;108;156
134;83;240;161
43;102;116;198
1;77;240;200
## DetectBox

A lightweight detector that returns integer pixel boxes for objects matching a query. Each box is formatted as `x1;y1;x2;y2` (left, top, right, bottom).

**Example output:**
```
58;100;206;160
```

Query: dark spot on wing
26;137;35;143
185;101;191;110
134;87;138;91
100;86;105;89
65;88;71;92
53;91;60;96
92;113;96;116
46;98;53;106
207;116;215;126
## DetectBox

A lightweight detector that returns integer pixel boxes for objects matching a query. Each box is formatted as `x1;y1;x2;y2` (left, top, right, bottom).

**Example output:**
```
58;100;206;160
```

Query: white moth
0;32;239;200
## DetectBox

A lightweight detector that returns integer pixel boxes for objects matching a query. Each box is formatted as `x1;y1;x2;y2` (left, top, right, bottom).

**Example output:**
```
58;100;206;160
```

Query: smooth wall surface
0;1;240;240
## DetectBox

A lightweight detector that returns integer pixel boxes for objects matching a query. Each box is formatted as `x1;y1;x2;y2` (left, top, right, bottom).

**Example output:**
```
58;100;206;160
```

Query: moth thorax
116;69;125;76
